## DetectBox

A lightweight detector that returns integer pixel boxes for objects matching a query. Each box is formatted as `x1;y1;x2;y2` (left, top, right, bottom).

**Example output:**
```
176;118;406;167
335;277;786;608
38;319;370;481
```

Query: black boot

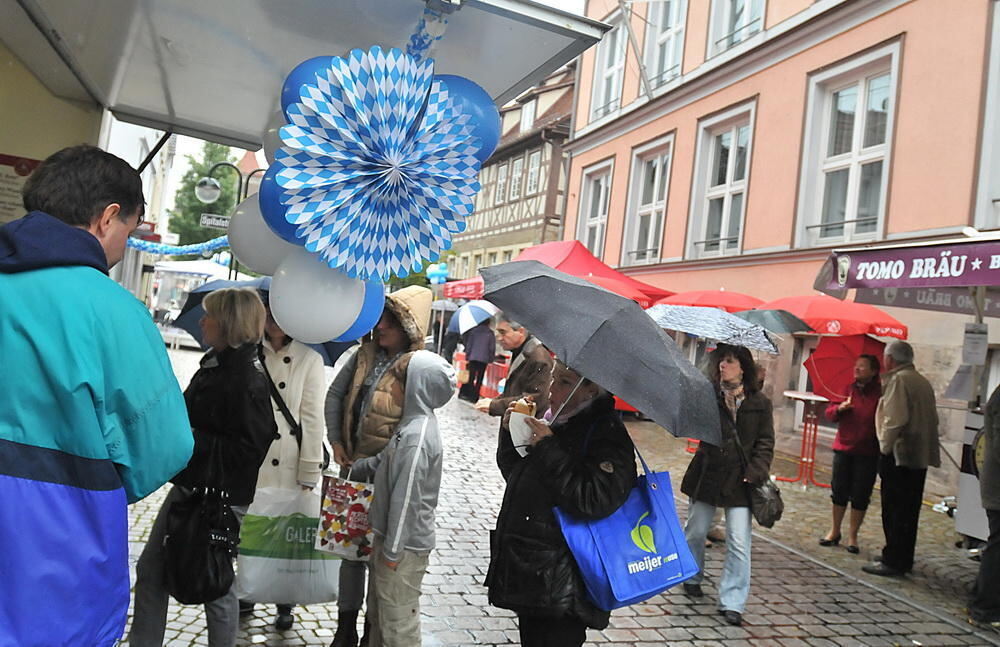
358;619;371;647
275;604;294;631
330;610;359;647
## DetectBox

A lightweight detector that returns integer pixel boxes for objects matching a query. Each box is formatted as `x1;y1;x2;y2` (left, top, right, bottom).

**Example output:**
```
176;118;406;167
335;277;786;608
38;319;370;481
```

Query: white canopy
154;259;252;281
3;0;607;149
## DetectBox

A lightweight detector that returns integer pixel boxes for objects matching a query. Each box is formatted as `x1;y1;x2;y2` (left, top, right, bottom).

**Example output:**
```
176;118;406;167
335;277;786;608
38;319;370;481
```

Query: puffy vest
342;342;414;459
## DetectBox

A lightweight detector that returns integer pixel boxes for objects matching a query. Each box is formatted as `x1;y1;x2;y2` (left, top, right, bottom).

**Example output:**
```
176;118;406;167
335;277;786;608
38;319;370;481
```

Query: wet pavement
119;349;1000;646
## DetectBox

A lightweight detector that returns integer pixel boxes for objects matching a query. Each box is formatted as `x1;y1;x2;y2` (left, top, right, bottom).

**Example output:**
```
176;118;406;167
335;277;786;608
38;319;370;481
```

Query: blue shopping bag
553;450;698;610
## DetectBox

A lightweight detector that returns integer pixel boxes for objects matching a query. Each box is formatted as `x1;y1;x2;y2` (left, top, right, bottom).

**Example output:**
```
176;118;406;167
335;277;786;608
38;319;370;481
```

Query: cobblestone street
120;349;1000;646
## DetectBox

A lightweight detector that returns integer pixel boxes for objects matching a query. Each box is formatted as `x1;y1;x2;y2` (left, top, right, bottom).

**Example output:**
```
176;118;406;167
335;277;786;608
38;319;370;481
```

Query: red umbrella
804;335;885;401
655;289;764;313
757;294;907;339
584;275;652;308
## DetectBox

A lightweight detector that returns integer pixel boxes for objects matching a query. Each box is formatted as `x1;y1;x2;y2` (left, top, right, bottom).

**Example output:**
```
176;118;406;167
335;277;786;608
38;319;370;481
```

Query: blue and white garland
127;235;229;256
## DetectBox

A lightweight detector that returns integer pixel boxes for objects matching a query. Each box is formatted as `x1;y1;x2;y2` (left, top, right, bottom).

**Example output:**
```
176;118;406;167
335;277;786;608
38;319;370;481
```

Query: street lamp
195;161;267;278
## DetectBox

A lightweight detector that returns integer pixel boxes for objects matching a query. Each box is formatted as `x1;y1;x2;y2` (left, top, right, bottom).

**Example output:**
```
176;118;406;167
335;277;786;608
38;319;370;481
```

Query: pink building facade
564;0;1000;495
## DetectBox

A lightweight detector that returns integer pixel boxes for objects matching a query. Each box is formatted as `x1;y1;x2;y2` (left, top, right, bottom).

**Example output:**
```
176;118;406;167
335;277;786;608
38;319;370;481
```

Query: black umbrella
481;261;720;444
172;277;355;366
733;308;813;334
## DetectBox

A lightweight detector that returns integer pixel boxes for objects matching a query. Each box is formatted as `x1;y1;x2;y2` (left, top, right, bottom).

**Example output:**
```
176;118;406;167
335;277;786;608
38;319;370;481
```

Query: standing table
779;391;832;488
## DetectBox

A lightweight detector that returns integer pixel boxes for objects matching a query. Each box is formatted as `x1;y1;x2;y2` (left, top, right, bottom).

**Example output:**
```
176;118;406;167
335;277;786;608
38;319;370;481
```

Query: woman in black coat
487;361;637;647
131;288;278;647
680;344;774;627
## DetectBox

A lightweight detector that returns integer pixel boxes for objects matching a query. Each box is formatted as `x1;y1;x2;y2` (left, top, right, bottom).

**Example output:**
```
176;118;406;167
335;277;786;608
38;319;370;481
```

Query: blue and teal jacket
0;212;194;647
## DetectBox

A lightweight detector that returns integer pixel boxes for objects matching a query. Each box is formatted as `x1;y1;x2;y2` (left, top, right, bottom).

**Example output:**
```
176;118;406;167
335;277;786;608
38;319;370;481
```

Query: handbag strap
258;344;304;450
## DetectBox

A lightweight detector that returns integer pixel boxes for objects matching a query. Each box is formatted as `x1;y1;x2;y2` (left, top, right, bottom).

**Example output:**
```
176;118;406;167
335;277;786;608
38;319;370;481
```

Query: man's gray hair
498;314;525;331
885;341;914;365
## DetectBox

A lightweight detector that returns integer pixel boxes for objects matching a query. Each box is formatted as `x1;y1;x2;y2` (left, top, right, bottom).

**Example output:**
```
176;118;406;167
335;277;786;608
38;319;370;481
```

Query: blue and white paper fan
275;46;482;281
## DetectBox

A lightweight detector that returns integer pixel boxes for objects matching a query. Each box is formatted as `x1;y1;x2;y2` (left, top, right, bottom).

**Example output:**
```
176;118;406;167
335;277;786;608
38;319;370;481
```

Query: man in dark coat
969;383;1000;627
476;316;553;417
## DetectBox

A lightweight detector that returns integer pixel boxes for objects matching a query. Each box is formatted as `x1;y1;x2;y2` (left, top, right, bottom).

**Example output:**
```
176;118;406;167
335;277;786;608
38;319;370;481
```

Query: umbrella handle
550;376;586;422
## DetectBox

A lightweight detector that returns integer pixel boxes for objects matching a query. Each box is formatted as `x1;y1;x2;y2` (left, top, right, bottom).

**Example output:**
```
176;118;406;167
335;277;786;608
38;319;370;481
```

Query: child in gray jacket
350;350;455;647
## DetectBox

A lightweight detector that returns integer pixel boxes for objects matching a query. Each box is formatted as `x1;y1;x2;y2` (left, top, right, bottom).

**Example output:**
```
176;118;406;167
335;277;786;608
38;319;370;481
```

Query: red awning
514;241;673;299
443;240;674;301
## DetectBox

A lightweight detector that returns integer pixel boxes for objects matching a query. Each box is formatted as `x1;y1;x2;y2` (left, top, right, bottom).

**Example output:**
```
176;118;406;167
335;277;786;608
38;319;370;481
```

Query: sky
162;0;586;215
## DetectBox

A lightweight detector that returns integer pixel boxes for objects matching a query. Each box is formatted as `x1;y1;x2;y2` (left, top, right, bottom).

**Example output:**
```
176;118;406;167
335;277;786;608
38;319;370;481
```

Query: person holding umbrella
458;320;495;402
680;344;774;627
486;360;637;646
819;354;881;554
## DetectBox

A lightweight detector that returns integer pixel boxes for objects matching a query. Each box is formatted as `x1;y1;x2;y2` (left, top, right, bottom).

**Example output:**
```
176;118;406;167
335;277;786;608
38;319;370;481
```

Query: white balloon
262;109;285;165
227;196;298;275
270;249;367;343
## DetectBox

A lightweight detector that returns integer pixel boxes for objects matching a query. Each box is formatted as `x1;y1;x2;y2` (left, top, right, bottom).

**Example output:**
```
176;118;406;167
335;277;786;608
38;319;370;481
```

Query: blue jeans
684;500;752;613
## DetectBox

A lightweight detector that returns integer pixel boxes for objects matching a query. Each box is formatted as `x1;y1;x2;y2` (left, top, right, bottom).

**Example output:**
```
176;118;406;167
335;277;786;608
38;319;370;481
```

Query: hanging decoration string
406;6;449;62
127;235;229;256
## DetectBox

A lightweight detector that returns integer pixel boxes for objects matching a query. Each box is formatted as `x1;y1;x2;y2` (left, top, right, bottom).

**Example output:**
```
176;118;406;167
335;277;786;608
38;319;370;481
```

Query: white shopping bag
234;487;340;604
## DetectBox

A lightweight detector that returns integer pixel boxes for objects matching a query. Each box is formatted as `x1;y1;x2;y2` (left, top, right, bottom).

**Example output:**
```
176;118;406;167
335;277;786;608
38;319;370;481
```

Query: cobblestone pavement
122;350;1000;646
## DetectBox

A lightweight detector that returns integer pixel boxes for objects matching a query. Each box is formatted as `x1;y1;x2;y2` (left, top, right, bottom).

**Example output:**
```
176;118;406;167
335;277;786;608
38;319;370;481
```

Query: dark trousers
517;615;587;647
878;453;927;573
970;508;1000;622
461;360;487;400
830;451;879;510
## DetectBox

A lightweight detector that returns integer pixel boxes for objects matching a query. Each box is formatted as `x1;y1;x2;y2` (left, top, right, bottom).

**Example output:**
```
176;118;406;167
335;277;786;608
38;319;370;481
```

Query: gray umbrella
646;304;779;354
481;261;720;444
733;308;813;334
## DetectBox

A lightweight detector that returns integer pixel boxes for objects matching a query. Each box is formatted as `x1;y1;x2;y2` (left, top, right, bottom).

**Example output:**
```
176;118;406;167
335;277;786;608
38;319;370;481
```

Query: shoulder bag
727;414;783;528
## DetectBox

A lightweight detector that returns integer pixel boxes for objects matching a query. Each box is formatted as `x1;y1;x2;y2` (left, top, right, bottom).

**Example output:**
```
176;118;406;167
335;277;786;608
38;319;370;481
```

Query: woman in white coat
241;303;327;630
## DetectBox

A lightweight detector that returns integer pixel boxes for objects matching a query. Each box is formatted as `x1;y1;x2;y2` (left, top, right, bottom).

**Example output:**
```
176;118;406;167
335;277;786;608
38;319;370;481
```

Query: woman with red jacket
819;354;882;554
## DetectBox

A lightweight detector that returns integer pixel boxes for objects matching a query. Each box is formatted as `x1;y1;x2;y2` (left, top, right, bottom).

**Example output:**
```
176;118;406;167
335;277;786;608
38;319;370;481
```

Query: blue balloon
281;56;334;114
334;280;386;342
434;74;501;164
259;164;300;244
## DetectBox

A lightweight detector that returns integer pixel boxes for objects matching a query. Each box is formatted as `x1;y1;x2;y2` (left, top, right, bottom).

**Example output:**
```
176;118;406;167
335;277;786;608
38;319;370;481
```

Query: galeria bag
163;486;240;604
553;449;699;611
234;487;341;605
315;469;375;561
728;416;784;528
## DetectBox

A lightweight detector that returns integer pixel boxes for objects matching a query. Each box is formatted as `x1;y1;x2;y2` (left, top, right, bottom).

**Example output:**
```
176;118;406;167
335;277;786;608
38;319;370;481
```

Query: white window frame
622;135;674;266
520;98;536;132
487;251;498;266
590;17;627;121
687;101;756;259
494;163;508;205
708;0;764;58
502;249;514;263
795;43;900;248
644;0;687;89
526;150;542;195
509;155;525;201
577;159;614;259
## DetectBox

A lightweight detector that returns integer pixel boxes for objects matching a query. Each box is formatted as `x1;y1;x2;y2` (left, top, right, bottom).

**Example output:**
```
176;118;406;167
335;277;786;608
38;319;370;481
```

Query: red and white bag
315;470;374;561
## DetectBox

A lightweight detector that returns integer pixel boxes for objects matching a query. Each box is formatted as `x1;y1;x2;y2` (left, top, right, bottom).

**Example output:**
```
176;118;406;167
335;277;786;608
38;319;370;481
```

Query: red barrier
453;351;508;399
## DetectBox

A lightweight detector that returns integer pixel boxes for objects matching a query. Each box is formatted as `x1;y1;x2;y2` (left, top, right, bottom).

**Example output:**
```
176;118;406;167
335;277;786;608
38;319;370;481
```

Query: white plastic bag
234;487;340;604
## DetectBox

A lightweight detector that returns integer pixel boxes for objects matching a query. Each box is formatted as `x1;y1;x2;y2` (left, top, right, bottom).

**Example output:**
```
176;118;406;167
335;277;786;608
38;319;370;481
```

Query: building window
509;155;525;201
461;255;470;277
473;253;483;274
688;102;755;258
526;150;542;195
624;137;672;265
520;99;536;132
797;44;898;247
645;0;686;88
502;250;513;263
495;163;508;205
710;0;763;56
591;20;626;120
577;162;613;258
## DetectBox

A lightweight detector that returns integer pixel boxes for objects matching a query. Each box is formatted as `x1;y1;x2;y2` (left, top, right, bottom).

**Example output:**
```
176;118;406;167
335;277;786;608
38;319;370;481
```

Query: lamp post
195;161;267;279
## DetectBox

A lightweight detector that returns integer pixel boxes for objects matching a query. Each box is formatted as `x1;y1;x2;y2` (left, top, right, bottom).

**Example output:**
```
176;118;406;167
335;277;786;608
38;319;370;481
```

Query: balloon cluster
228;47;500;344
426;263;449;285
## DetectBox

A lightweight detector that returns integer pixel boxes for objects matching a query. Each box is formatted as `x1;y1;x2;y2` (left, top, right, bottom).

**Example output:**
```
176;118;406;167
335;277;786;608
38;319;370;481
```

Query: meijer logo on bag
626;512;678;575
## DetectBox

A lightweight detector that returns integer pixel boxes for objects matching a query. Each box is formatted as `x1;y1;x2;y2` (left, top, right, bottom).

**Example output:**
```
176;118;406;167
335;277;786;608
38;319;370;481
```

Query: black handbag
727;415;784;528
163;435;240;604
259;345;331;470
163;487;240;604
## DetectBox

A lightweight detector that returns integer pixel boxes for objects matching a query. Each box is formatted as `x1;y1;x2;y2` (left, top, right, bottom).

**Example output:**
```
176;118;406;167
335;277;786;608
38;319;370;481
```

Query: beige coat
256;339;327;489
876;363;940;469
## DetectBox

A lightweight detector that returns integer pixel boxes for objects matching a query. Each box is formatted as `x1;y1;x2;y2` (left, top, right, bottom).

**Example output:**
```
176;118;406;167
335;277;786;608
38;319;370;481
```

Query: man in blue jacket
0;145;194;647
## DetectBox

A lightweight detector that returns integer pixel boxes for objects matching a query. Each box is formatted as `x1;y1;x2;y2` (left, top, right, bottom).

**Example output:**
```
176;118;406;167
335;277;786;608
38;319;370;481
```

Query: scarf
720;380;745;422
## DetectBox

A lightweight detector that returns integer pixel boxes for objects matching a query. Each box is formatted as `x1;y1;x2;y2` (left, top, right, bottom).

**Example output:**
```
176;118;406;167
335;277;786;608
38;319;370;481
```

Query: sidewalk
124;349;998;645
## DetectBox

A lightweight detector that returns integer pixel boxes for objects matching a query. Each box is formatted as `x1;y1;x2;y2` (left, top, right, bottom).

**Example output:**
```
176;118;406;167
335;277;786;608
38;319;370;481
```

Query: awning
813;233;1000;294
3;0;607;149
442;240;675;301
